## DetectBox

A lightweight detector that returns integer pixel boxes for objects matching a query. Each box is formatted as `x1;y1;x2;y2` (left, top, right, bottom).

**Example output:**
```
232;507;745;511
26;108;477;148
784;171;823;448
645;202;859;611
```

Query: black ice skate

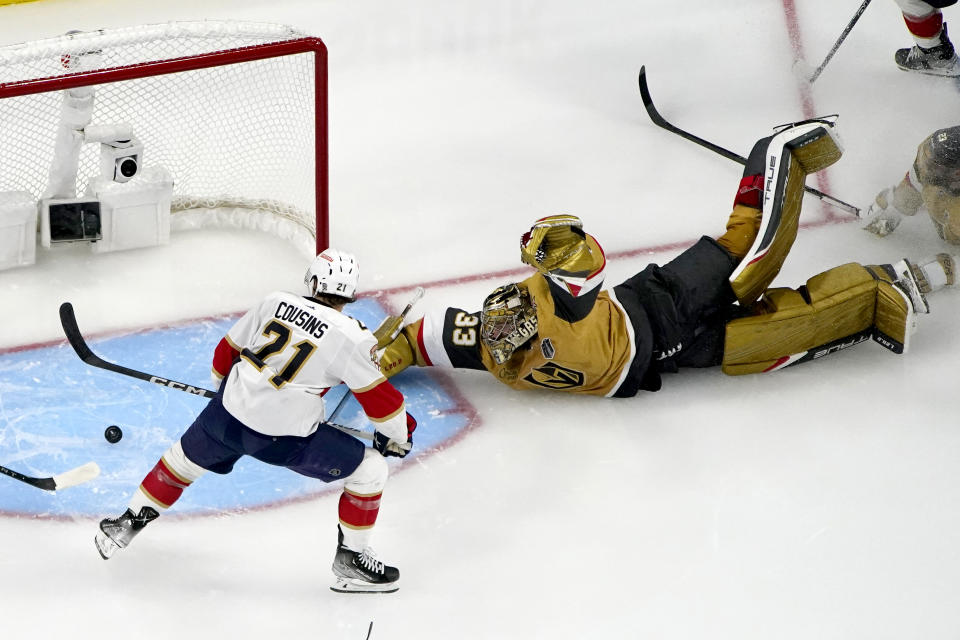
94;506;159;560
895;23;960;77
330;526;399;593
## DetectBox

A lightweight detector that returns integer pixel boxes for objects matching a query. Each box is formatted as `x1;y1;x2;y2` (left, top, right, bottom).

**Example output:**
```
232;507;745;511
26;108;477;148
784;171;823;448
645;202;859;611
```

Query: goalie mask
480;283;538;365
304;248;359;302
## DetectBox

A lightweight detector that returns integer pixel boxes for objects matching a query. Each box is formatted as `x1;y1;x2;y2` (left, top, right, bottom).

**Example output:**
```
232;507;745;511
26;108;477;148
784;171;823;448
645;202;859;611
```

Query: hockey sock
338;489;382;551
338;448;388;550
904;10;944;47
130;440;207;512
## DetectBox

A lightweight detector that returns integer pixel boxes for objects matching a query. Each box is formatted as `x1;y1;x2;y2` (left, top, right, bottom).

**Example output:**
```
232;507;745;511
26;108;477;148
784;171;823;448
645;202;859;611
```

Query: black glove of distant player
373;412;417;458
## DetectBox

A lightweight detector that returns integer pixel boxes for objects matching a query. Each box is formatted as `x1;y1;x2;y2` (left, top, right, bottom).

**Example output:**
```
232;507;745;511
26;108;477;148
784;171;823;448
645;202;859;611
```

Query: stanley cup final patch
540;337;556;359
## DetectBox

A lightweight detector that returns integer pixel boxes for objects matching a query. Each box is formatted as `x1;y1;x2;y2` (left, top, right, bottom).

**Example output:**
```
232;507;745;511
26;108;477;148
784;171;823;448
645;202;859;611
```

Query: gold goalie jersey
381;230;652;397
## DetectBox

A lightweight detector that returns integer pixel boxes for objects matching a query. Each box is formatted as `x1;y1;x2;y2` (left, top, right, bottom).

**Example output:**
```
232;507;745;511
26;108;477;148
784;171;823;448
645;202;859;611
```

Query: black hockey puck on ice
104;425;123;443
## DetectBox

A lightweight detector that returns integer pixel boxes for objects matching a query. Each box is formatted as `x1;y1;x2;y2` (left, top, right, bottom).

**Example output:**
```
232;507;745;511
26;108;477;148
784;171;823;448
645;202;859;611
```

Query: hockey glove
520;214;589;273
373;412;417;458
377;331;415;378
373;315;404;349
862;188;904;238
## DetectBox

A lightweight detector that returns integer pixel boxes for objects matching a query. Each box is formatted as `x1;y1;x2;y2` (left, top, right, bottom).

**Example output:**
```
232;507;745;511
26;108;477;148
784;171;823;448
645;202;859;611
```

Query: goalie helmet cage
0;21;328;257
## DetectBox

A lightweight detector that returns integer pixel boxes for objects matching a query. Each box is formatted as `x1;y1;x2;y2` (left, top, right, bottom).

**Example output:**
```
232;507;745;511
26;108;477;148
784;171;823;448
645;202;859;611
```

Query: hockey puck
104;425;123;444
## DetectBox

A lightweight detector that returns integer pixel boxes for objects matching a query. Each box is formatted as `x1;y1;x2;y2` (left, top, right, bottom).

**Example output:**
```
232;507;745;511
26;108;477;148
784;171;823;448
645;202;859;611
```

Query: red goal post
0;22;328;257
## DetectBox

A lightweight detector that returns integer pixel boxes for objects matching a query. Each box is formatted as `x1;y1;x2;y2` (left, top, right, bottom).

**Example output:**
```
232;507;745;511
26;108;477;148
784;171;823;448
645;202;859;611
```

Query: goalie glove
862;187;905;238
373;412;417;458
377;330;415;378
520;214;593;274
373;314;404;349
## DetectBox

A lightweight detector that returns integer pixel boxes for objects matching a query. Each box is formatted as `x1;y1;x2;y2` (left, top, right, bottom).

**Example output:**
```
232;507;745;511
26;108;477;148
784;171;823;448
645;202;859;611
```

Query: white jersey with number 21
219;291;407;440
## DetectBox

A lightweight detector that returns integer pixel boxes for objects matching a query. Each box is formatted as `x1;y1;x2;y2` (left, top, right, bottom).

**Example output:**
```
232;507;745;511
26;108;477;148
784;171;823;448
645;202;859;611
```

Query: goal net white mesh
0;21;327;258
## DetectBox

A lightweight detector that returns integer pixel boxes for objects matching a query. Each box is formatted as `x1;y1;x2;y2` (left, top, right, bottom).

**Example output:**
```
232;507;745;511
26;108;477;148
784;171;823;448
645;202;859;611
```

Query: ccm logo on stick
149;376;208;396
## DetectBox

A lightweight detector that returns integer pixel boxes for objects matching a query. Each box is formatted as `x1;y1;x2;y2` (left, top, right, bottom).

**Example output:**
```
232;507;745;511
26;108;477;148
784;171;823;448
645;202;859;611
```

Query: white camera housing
0;191;37;270
99;137;142;183
84;124;142;183
87;165;173;253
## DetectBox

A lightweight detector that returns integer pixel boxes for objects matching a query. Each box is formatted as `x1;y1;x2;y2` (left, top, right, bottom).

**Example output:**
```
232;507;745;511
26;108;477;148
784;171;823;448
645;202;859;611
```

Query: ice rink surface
2;0;960;638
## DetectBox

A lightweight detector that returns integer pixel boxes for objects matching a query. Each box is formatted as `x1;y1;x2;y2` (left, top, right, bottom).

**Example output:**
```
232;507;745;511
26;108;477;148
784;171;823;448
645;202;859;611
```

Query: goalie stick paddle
0;461;101;491
637;66;860;217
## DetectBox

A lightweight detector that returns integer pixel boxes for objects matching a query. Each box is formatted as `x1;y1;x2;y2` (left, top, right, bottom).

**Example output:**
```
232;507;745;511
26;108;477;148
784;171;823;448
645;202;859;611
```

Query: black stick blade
59;302;96;363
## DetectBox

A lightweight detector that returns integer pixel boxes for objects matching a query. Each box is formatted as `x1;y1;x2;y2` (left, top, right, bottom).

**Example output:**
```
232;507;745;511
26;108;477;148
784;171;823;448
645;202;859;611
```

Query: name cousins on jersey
276;300;331;340
142;301;335;396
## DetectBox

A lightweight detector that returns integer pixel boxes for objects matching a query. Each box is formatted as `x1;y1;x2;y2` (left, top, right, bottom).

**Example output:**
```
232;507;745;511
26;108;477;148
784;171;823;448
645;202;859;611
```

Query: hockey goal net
0;21;327;257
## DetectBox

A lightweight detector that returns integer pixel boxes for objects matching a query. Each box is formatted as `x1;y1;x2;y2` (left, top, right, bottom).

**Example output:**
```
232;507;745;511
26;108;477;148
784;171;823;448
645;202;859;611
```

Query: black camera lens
118;157;138;178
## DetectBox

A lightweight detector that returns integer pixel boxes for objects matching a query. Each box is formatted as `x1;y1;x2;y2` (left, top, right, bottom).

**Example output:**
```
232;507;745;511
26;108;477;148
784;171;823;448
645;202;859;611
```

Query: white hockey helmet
304;249;359;302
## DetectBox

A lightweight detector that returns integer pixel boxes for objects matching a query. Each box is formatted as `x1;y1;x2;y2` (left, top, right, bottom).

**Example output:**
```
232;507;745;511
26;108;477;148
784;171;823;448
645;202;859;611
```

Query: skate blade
94;532;119;560
330;577;399;594
897;65;960;77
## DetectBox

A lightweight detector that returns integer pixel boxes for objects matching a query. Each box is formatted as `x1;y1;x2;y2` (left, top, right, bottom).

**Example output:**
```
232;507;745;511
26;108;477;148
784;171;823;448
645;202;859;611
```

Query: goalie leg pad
722;263;893;375
729;121;844;305
717;204;763;260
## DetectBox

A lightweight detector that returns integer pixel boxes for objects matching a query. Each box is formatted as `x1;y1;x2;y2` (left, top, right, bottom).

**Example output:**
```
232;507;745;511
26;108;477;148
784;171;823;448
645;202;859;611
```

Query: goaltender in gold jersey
377;120;959;397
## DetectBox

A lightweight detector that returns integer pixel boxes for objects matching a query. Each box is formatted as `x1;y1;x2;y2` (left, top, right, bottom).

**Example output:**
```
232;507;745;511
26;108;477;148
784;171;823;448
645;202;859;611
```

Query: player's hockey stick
0;461;100;491
60;302;216;398
60;302;370;441
637;66;860;216
61;287;425;445
808;0;872;83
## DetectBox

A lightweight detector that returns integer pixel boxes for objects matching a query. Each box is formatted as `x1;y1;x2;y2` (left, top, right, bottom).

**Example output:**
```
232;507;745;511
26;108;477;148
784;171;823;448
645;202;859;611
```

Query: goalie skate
890;259;931;314
330;527;399;593
729;119;843;305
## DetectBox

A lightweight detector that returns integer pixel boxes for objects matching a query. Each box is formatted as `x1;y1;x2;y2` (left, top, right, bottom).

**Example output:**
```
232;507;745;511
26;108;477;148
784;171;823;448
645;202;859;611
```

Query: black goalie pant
616;236;749;375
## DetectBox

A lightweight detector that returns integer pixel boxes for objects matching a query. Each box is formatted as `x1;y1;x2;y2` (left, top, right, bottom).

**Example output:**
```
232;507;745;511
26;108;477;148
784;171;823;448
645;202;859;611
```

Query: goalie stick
0;461;100;491
637;66;860;217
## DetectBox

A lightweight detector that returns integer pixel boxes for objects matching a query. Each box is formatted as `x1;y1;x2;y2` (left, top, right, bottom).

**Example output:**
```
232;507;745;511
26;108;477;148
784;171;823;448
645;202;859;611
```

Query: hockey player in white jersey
94;249;416;594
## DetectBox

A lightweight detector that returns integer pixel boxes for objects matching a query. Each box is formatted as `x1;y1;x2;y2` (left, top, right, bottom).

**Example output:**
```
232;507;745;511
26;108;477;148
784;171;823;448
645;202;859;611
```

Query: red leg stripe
140;459;191;509
904;12;943;39
338;491;382;529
